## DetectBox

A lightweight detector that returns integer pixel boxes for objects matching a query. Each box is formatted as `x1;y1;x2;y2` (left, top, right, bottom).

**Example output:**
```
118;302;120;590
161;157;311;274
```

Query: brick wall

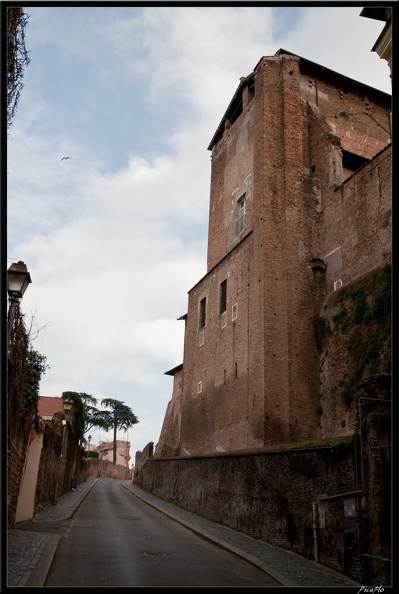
34;413;83;514
143;50;391;585
8;431;32;528
7;306;38;528
136;420;390;583
78;458;132;482
136;441;359;575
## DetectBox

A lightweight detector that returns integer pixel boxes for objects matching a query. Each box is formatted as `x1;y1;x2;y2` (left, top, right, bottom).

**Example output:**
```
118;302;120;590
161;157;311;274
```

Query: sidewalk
7;477;99;587
7;477;361;588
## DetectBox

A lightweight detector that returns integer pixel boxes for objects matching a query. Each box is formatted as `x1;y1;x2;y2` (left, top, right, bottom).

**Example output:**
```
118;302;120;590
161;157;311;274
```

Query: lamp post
86;435;92;459
85;435;92;483
63;398;74;413
7;261;32;347
52;398;73;505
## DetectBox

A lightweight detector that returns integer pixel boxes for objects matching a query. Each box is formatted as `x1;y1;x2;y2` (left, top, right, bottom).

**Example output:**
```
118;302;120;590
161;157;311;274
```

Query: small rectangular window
220;280;227;314
197;381;202;394
236;195;246;234
221;311;227;329
232;303;238;321
199;297;206;328
334;279;343;291
199;329;204;347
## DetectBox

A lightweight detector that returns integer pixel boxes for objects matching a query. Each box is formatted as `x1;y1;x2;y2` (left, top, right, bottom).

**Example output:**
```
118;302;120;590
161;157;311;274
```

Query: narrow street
43;478;281;587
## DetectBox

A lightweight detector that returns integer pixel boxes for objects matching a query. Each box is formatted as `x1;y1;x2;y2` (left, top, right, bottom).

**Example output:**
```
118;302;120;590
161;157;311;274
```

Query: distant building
97;439;131;468
38;395;67;420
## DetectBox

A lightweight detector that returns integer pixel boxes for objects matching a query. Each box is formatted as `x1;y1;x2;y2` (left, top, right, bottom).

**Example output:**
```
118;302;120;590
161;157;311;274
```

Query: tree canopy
61;391;108;441
60;393;139;465
100;398;139;465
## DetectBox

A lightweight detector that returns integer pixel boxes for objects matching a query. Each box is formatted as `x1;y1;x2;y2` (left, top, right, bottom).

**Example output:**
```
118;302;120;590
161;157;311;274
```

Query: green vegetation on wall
330;264;391;406
85;451;99;459
62;391;87;440
8;304;49;421
313;316;329;351
26;349;49;404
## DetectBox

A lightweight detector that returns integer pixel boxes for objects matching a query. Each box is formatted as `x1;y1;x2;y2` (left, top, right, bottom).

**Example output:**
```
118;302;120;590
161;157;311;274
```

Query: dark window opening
344;532;356;549
199;298;206;329
342;150;369;174
229;99;242;126
220;280;227;314
247;79;255;102
208;76;255;149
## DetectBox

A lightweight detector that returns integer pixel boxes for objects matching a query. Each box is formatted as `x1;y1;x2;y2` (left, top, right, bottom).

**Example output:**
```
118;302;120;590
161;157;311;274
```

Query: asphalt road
43;477;281;587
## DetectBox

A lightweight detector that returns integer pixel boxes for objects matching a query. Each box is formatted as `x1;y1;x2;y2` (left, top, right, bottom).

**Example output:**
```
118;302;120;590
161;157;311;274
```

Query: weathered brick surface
140;50;391;585
136;437;381;583
34;414;82;514
137;404;390;582
7;307;38;528
157;51;391;457
8;433;31;528
134;54;391;583
79;458;132;481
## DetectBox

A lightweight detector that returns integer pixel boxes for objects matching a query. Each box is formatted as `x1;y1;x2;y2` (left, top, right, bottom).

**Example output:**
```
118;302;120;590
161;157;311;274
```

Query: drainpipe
313;501;319;563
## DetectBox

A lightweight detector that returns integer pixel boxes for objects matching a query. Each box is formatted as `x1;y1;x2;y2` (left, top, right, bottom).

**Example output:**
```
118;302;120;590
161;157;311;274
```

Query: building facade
97;439;131;468
156;48;391;458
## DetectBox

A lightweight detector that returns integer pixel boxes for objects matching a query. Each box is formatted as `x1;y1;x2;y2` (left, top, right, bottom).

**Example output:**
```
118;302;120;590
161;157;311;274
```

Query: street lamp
63;398;74;413
86;435;92;459
7;261;32;346
52;399;73;505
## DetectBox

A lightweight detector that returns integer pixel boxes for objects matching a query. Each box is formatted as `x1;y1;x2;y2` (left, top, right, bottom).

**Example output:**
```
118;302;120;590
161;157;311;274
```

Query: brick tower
157;49;391;457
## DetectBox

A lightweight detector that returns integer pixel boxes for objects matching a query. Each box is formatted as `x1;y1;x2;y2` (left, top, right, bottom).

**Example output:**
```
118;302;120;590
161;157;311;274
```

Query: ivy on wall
8;303;49;431
8;303;49;528
315;264;391;407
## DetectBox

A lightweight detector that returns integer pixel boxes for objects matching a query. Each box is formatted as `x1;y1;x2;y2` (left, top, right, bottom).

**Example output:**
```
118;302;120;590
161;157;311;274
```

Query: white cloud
8;6;391;454
276;7;391;92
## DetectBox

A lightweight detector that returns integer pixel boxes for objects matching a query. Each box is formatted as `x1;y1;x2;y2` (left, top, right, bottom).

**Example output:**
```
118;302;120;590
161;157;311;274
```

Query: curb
61;477;100;520
25;534;61;587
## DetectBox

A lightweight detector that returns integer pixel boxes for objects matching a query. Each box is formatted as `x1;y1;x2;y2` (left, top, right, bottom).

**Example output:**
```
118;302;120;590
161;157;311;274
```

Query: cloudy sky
7;5;391;461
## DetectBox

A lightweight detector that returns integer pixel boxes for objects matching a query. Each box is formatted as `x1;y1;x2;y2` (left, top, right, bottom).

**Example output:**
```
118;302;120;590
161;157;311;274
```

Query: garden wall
134;428;390;584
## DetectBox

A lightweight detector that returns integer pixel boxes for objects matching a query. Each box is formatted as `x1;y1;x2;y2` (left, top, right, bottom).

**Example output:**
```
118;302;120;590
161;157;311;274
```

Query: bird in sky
61;157;71;161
